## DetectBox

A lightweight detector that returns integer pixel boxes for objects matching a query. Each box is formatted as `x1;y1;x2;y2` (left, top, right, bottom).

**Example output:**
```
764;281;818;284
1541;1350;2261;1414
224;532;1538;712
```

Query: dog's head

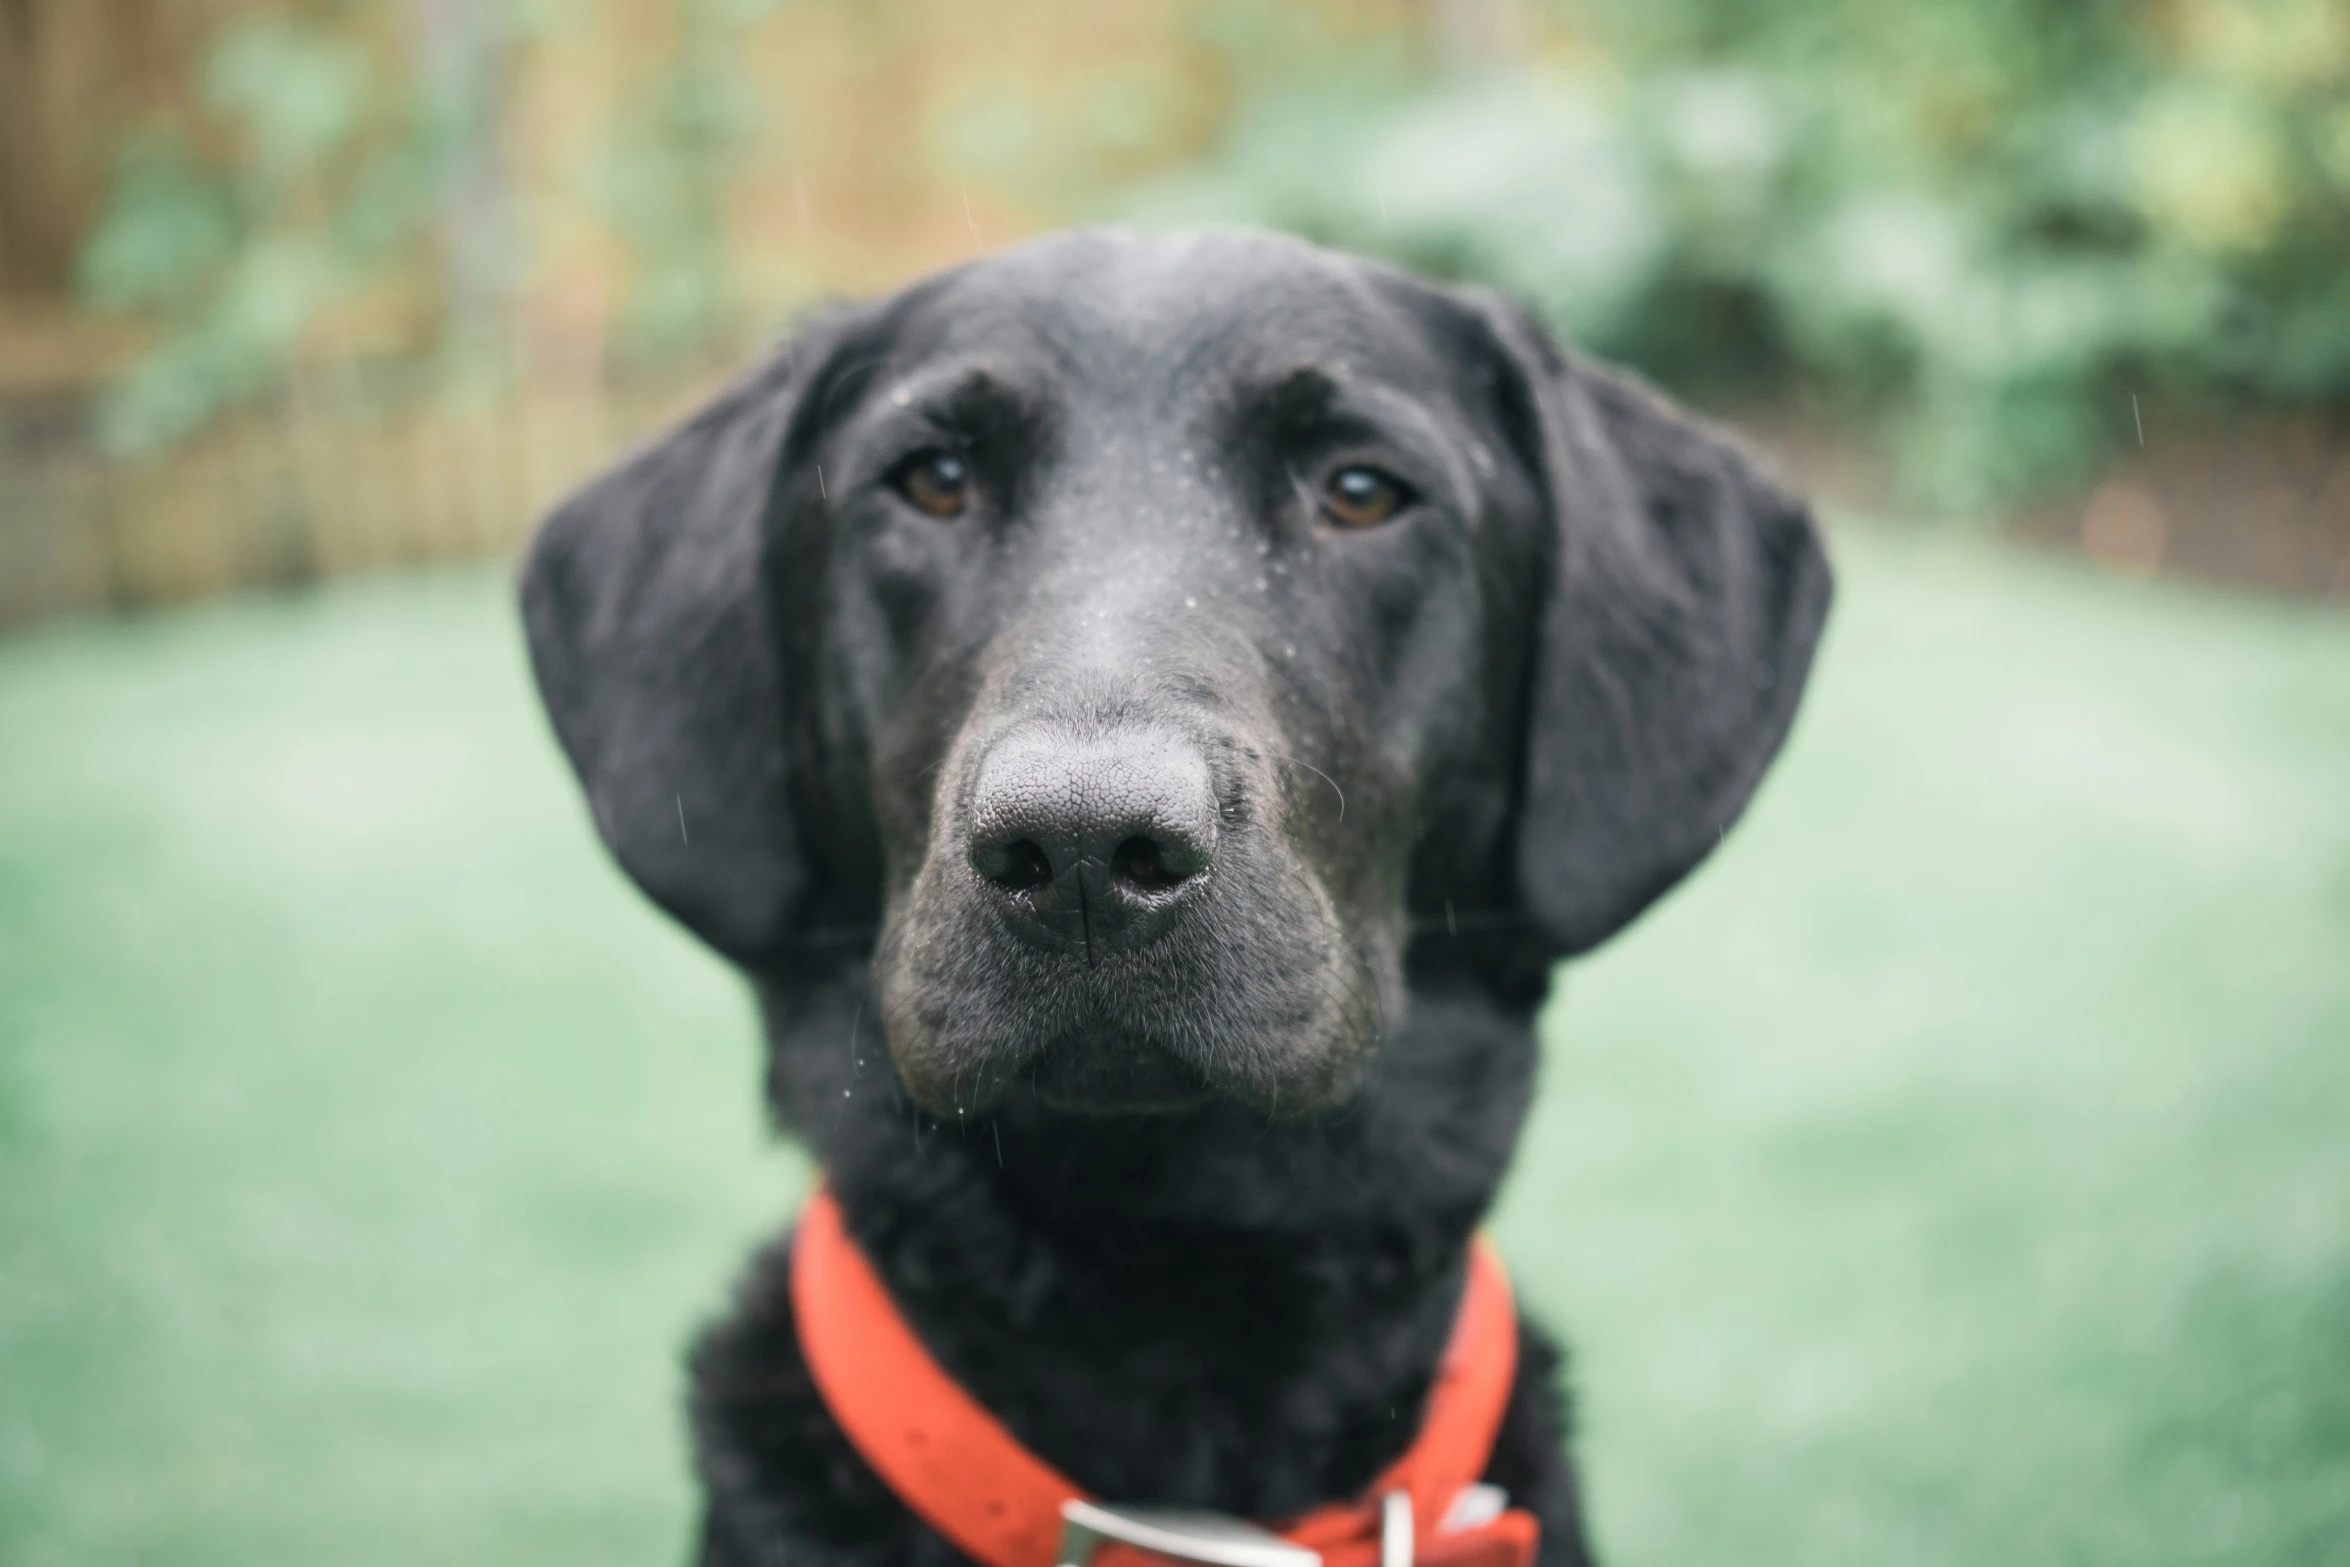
523;229;1829;1123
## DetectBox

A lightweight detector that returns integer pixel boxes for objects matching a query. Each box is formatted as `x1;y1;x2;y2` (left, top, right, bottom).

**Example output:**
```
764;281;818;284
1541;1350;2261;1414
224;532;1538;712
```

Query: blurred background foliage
4;8;2348;1564
1155;0;2350;514
1;0;2346;620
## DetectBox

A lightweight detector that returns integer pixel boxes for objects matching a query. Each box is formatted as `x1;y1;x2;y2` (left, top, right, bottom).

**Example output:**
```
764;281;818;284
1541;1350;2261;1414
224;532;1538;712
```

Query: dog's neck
761;966;1540;1518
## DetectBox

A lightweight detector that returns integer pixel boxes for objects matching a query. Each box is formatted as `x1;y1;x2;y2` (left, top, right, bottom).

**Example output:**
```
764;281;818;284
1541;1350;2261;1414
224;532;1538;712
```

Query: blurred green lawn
2;528;2346;1567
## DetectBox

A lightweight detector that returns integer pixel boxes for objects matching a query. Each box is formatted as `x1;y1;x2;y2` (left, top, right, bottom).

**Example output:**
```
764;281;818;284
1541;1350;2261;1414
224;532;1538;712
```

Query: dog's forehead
887;228;1456;392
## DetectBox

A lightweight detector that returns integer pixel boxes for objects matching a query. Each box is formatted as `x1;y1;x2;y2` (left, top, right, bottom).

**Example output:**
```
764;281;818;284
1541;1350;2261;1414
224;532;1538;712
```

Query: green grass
3;530;2347;1566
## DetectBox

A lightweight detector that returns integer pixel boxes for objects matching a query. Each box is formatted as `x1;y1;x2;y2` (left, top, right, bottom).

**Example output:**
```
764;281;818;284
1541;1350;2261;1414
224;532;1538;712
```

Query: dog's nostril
1111;835;1190;894
980;838;1054;892
964;728;1220;943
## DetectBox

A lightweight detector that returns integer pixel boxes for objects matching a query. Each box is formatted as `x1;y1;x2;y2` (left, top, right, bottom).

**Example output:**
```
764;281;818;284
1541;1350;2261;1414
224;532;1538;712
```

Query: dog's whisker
1272;754;1346;823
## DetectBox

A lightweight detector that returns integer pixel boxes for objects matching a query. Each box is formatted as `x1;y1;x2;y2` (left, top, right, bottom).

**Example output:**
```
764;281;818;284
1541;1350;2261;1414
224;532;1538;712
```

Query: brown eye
1322;465;1409;529
897;450;970;518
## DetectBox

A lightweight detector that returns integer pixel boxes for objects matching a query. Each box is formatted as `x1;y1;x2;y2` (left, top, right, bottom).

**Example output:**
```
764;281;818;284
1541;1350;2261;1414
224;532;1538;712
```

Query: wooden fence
0;371;721;629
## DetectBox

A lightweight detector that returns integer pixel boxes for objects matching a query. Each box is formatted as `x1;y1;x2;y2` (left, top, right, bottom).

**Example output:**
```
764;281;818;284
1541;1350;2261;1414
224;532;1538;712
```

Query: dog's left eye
1321;466;1411;529
895;450;970;518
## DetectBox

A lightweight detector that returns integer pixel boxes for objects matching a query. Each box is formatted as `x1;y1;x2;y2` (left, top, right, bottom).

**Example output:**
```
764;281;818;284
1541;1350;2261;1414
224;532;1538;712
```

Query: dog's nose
964;729;1218;949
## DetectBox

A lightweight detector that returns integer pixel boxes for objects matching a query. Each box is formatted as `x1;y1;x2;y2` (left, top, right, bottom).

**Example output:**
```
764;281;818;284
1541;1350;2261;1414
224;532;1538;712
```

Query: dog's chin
890;1030;1218;1120
1012;1036;1220;1118
885;1016;1372;1122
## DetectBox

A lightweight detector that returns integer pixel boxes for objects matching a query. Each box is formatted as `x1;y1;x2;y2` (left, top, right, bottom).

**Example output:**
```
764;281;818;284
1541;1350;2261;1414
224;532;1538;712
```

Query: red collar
792;1185;1541;1567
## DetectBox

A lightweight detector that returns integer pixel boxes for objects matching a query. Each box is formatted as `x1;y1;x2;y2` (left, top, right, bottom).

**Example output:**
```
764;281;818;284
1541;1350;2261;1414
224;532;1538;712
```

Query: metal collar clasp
1056;1500;1325;1567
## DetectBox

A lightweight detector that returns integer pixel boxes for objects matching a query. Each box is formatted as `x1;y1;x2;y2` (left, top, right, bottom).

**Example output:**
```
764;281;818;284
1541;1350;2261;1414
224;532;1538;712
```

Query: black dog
521;228;1829;1567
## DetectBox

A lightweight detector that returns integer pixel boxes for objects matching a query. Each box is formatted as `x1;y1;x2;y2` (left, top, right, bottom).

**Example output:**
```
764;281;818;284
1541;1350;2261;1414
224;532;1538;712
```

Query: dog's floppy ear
1478;297;1833;956
519;307;867;966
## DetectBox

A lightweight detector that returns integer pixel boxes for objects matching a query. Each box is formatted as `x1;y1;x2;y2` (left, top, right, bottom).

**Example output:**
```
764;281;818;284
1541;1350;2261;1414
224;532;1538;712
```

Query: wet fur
520;229;1831;1567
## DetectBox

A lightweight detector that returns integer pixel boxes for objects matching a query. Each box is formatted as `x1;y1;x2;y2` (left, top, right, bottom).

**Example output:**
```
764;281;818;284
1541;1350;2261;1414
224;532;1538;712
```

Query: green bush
76;13;437;455
1139;0;2350;515
73;1;777;454
77;0;2348;503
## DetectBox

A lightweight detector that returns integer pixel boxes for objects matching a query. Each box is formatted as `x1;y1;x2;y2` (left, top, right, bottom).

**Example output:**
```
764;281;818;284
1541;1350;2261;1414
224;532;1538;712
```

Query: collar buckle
1057;1499;1325;1567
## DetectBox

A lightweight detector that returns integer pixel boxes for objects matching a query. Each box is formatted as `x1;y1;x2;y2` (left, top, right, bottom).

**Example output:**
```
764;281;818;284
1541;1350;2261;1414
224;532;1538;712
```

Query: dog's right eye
1321;465;1411;529
894;450;970;519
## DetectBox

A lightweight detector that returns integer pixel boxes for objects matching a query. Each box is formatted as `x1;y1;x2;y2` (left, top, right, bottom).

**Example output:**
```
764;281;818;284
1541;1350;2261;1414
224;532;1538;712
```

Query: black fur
520;229;1830;1567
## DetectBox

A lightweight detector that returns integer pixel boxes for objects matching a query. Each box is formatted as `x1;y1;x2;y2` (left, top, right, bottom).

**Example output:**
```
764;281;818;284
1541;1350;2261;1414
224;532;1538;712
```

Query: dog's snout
964;729;1219;948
